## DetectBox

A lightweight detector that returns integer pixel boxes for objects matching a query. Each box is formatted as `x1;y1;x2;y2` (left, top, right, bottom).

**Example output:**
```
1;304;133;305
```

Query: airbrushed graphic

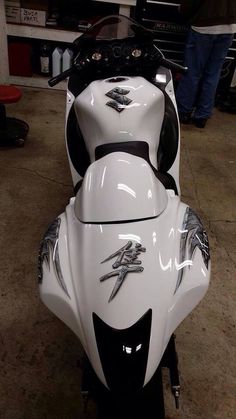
175;207;210;293
38;218;70;298
99;241;146;302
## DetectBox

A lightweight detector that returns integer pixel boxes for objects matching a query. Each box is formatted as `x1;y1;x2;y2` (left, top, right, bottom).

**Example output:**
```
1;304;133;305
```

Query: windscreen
69;15;159;93
78;14;152;41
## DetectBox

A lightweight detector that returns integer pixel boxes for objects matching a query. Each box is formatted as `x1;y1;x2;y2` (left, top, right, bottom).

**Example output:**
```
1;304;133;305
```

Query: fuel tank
74;76;165;168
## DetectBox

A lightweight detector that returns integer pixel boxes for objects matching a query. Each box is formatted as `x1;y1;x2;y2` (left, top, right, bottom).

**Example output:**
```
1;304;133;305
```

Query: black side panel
95;140;150;162
68;73;88;99
157;93;179;173
74;179;83;195
66;105;90;178
93;309;152;395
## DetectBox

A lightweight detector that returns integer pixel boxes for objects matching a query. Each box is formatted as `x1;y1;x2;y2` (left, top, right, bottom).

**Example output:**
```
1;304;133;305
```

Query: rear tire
96;367;165;419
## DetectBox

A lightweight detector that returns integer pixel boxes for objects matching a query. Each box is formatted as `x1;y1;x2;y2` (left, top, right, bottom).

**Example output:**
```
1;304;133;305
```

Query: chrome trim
100;241;146;302
147;1;179;6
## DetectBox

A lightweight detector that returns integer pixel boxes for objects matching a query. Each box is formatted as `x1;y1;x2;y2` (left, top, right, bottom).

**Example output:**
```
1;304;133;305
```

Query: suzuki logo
105;87;132;112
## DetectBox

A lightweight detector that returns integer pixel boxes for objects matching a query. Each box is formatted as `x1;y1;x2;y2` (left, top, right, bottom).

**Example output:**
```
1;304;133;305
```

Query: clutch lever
48;68;74;87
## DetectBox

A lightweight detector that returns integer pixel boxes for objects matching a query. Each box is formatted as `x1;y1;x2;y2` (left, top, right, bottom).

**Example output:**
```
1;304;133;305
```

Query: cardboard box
5;6;21;23
21;8;48;27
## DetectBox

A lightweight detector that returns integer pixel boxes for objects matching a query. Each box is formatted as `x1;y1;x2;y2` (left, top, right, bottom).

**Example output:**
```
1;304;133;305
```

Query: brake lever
159;57;188;74
152;43;188;74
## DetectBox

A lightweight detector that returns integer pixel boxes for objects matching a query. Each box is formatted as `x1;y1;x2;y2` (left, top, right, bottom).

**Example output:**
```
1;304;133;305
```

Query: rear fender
39;195;210;389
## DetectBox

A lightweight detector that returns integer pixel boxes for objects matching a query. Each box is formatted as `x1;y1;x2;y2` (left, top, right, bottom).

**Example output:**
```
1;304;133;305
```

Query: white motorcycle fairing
39;154;210;392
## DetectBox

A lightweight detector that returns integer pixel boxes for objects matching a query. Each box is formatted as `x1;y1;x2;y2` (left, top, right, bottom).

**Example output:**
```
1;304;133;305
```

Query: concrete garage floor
0;87;235;419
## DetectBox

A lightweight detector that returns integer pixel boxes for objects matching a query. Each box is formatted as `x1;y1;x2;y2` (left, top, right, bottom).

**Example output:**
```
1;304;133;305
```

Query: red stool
0;85;29;147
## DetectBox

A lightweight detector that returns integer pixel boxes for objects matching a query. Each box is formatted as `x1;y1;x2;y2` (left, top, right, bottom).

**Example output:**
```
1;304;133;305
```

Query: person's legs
176;29;213;117
194;34;234;120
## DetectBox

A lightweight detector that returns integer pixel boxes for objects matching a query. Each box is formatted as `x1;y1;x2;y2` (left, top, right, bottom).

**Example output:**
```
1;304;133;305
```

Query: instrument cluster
74;39;161;71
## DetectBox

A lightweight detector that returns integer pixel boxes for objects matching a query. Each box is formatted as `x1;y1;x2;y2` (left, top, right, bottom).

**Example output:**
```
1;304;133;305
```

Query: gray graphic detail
100;241;146;302
105;101;125;112
175;207;210;293
112;87;130;95
106;91;131;105
38;218;70;298
105;88;132;112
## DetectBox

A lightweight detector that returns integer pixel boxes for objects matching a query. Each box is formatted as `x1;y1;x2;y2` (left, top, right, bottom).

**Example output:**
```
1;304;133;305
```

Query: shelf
9;75;67;91
6;0;136;41
7;24;82;43
1;0;136;86
96;0;136;4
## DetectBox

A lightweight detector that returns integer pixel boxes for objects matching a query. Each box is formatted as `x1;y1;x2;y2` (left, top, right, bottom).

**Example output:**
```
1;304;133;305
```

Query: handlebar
48;68;74;87
48;45;188;87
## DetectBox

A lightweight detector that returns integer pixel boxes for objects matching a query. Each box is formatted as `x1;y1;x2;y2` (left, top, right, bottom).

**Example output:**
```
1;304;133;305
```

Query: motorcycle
38;15;211;418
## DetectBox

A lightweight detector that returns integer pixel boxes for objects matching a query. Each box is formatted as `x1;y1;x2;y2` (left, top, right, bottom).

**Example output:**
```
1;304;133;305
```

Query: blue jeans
176;29;234;119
